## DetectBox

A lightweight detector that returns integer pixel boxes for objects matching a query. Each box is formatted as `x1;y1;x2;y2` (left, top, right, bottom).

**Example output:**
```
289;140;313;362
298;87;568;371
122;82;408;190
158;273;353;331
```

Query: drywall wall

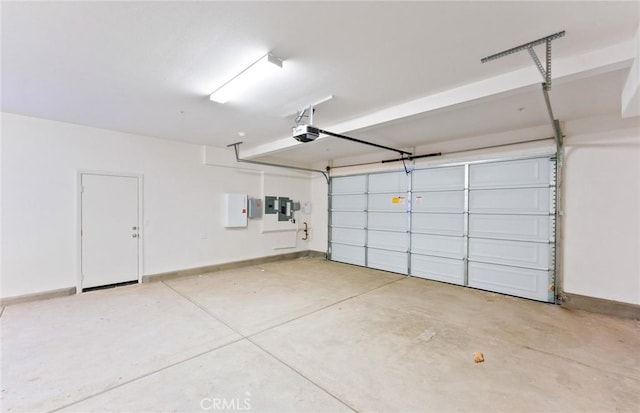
0;112;312;299
310;118;640;305
308;173;329;253
562;120;640;305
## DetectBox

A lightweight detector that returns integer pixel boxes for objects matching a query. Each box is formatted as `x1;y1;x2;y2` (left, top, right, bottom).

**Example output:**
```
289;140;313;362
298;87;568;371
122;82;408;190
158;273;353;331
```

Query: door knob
132;226;138;230
132;234;138;238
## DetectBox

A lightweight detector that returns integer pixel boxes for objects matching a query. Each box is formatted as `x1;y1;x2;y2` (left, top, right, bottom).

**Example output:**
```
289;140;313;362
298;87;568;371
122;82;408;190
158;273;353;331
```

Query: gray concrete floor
1;256;639;412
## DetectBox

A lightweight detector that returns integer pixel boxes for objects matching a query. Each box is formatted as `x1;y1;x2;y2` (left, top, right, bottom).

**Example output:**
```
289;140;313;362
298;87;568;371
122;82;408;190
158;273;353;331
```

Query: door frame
77;170;144;293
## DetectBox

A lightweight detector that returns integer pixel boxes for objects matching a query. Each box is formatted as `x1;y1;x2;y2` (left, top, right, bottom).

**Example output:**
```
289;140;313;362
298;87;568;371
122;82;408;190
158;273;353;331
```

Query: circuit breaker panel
264;195;297;221
277;196;291;221
264;196;278;214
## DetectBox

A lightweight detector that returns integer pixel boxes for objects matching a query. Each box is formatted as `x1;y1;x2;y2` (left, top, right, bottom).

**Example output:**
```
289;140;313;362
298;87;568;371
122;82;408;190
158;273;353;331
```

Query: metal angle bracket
226;142;330;183
481;31;565;90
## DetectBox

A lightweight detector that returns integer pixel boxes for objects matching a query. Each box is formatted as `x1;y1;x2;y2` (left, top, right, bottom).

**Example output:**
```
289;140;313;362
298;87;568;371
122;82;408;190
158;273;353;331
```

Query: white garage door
468;158;555;302
330;175;367;266
367;171;409;273
329;156;556;303
410;165;466;285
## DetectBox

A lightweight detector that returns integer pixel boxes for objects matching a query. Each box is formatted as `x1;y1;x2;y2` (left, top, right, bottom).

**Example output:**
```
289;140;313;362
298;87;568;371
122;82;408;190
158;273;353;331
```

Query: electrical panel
264;195;301;223
223;193;247;228
278;196;291;221
248;198;262;218
265;196;277;214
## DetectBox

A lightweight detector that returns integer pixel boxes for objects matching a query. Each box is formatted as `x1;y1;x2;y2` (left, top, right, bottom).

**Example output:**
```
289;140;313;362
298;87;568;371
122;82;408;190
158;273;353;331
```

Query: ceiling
273;68;629;163
2;1;638;162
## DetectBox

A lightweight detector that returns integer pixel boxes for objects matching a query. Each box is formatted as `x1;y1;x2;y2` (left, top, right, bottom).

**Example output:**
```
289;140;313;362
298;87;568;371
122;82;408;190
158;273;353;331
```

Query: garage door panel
469;188;550;214
331;211;366;228
330;156;555;303
331;227;365;246
368;230;408;252
412;213;465;236
468;262;551;302
469;214;551;242
332;175;366;194
411;234;464;259
367;248;407;274
331;244;365;266
470;158;551;189
411;255;464;285
331;194;366;211
368;193;407;212
412;166;465;191
369;172;408;192
368;212;407;232
412;191;465;213
469;238;550;270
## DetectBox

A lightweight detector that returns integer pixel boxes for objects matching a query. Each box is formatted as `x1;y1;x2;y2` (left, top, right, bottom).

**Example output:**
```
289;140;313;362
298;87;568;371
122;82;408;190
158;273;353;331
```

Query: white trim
77;170;144;292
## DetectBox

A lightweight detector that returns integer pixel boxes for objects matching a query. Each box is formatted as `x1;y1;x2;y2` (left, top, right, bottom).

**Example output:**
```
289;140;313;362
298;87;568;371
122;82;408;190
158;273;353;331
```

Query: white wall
308;172;329;253
1;113;312;299
563;121;640;304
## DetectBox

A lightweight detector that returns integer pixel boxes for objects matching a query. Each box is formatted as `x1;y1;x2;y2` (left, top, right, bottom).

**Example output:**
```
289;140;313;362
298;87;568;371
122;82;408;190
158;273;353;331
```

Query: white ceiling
2;1;638;161
273;68;629;163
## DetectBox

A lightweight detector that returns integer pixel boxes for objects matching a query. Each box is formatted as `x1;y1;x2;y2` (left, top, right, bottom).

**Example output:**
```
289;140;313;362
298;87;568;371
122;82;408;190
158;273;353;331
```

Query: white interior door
81;174;139;289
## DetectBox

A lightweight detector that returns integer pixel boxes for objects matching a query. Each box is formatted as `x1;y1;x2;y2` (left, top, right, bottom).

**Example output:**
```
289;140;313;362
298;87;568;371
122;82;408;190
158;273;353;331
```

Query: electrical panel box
248;198;263;218
265;196;277;214
278;197;291;221
223;193;248;228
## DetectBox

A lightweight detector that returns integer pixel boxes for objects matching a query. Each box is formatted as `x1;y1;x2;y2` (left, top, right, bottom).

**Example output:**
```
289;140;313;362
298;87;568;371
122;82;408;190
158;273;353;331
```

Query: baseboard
561;293;640;320
0;251;327;307
0;287;77;307
142;250;326;283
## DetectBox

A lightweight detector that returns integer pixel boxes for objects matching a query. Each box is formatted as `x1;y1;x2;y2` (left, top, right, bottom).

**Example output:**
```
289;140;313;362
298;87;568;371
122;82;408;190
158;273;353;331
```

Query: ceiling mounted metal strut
480;30;565;148
481;30;565;91
227;142;329;184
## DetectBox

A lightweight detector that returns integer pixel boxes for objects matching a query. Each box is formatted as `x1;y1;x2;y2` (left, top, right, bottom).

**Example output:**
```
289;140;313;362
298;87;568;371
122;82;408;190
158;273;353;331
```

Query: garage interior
1;2;639;412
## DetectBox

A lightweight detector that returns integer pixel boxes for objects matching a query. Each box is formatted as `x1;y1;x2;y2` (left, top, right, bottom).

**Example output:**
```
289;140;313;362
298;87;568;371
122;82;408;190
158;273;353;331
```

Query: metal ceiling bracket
227;142;329;184
542;86;564;156
480;30;565;153
481;30;565;91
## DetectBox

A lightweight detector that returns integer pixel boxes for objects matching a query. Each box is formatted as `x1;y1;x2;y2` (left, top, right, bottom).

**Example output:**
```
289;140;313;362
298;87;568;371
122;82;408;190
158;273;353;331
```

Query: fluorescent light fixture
209;53;283;103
